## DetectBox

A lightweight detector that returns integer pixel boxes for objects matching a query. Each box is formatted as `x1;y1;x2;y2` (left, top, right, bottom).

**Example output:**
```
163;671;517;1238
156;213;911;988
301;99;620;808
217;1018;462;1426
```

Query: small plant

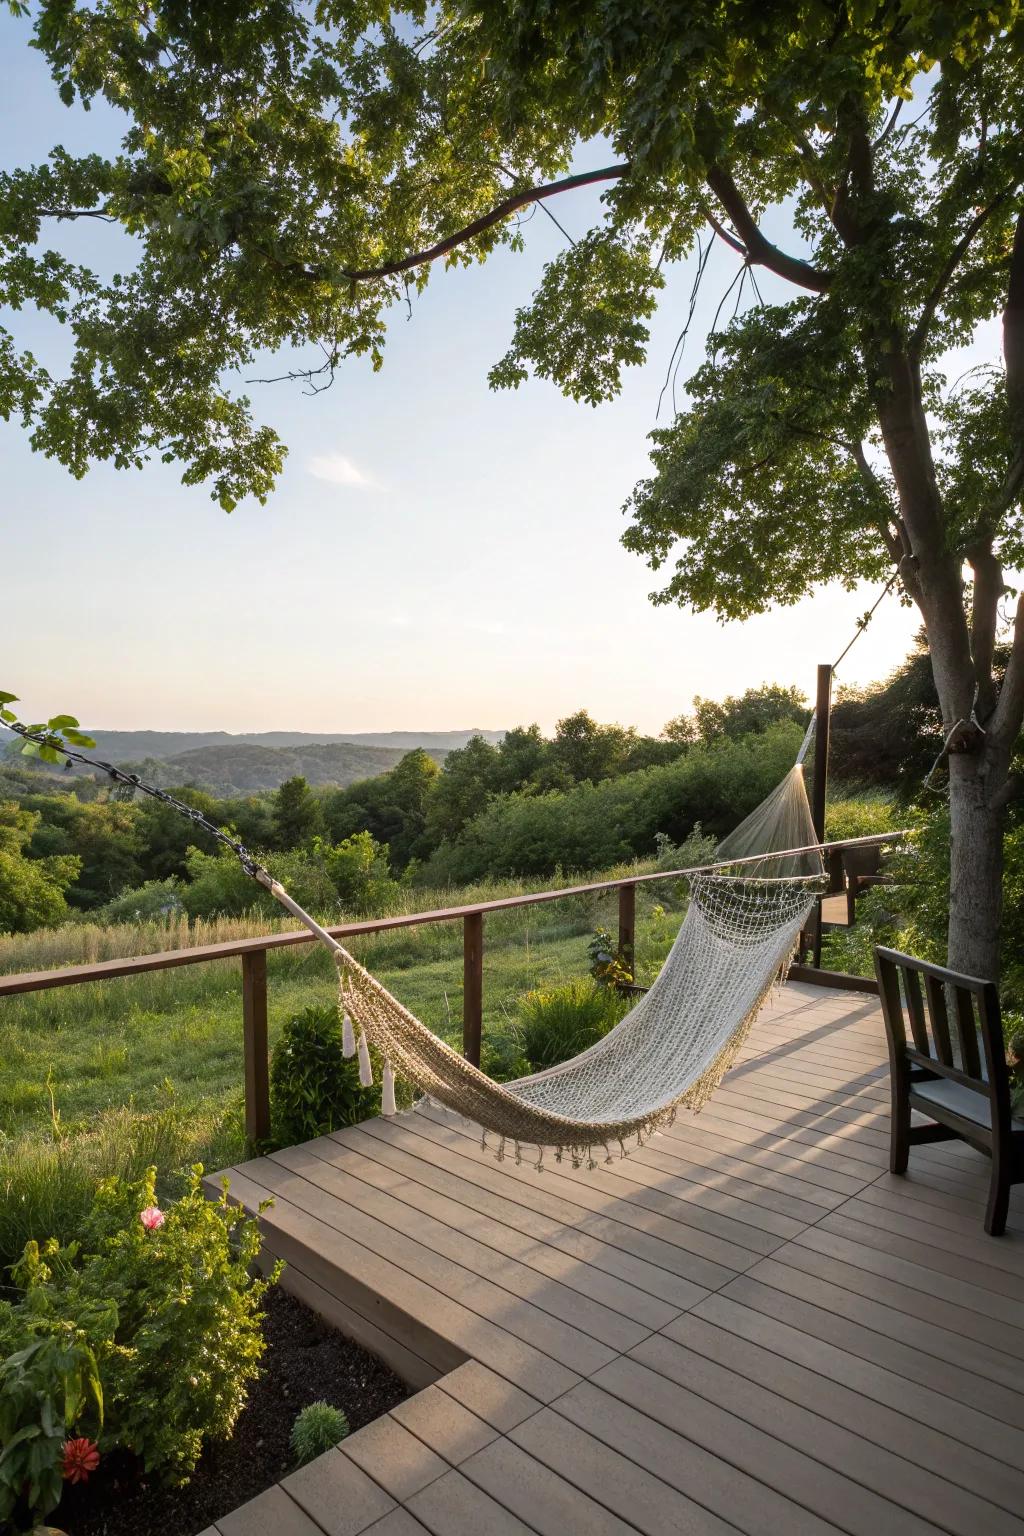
587;927;633;990
1006;1022;1024;1117
0;1326;105;1531
0;1166;276;1506
516;979;627;1072
290;1400;350;1465
270;1005;381;1148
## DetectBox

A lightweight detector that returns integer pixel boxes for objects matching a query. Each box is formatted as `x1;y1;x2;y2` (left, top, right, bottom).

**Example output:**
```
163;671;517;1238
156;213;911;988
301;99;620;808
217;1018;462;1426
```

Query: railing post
463;912;483;1067
242;948;271;1144
618;883;636;981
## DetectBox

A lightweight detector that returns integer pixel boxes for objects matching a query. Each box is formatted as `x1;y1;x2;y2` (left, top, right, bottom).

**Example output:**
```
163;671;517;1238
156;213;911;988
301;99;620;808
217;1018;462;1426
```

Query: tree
425;735;500;843
830;634;947;794
322;748;439;867
493;725;548;793
5;3;1024;975
0;803;80;932
692;686;809;745
272;775;319;848
549;711;636;785
22;792;144;907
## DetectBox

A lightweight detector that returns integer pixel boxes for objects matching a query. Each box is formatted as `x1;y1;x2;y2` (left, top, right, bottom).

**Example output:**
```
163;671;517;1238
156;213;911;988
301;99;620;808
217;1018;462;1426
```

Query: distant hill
4;727;506;797
122;741;449;796
82;728;505;760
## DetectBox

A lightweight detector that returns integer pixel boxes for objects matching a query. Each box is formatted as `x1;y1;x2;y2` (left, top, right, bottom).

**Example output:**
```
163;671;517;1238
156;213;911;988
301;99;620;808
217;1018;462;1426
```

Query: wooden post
618;883;636;980
242;949;271;1144
463;912;483;1067
811;662;832;967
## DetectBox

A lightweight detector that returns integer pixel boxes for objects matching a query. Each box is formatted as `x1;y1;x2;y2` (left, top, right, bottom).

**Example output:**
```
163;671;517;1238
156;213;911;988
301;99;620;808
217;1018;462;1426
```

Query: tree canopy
4;1;1024;971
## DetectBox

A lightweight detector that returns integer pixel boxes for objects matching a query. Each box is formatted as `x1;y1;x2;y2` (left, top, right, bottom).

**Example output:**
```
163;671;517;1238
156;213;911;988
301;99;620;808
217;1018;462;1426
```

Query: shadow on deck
204;982;1024;1536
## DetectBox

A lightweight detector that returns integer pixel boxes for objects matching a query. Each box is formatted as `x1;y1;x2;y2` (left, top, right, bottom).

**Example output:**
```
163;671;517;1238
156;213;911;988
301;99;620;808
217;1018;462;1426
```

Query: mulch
54;1286;410;1536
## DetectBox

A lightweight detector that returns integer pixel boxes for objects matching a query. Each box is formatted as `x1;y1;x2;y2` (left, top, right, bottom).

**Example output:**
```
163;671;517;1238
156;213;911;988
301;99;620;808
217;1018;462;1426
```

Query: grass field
0;864;684;1164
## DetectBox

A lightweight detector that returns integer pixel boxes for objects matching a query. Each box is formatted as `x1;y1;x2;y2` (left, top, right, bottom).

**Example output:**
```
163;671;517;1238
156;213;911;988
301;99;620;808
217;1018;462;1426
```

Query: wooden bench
874;946;1024;1235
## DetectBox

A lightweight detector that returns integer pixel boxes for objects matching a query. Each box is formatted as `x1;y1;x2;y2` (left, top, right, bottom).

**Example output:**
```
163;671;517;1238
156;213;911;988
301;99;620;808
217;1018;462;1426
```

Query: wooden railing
0;832;903;1143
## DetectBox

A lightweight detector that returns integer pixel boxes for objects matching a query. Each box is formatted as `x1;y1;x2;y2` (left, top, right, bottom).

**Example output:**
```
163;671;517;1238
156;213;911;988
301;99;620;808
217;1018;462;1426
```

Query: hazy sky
1;15;977;738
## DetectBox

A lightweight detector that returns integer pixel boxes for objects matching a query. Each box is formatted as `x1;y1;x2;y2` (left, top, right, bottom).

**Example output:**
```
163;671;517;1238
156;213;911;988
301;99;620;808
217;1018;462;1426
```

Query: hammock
259;760;825;1167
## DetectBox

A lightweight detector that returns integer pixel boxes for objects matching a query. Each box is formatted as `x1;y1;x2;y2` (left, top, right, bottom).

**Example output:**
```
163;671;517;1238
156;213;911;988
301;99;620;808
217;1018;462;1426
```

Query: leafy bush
290;1400;349;1465
516;979;627;1072
0;1322;105;1530
270;1005;380;1148
479;1022;531;1084
822;806;1024;1011
418;723;802;885
587;927;633;989
91;878;184;924
0;1100;241;1278
824;792;899;843
0;1169;273;1529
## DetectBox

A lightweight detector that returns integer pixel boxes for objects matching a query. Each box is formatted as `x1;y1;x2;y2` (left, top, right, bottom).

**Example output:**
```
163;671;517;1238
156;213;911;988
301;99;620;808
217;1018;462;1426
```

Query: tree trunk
946;747;1008;981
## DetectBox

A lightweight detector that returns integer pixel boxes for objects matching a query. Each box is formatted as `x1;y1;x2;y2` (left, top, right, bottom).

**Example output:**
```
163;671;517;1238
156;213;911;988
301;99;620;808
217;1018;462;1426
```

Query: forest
0;666;922;937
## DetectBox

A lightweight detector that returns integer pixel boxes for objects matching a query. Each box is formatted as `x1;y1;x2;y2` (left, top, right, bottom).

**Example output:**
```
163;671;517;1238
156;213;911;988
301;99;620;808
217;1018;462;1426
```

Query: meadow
0;862;685;1160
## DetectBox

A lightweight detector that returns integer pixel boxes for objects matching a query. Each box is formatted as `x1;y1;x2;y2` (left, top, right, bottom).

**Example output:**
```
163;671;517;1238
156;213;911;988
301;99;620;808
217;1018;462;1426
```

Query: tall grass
0;861;681;1137
0;1097;244;1275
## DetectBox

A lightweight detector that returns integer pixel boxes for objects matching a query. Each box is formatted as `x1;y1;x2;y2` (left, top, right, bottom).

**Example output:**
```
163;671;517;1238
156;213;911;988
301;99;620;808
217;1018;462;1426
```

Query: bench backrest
874;946;1008;1122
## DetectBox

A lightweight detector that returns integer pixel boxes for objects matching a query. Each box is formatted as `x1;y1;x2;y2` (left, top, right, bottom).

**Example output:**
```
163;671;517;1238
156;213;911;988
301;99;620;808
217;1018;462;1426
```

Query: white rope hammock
257;761;824;1168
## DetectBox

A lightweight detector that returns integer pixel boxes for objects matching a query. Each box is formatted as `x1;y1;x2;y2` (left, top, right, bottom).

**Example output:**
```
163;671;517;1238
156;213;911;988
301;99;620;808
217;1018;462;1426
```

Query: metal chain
2;719;267;878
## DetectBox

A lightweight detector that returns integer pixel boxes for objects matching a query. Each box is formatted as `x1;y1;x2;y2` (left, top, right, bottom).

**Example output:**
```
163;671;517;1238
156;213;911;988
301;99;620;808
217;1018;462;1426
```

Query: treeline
0;662;934;936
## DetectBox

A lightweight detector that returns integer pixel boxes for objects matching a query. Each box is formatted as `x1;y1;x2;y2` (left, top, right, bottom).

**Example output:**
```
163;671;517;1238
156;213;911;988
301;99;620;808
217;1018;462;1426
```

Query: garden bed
56;1286;410;1536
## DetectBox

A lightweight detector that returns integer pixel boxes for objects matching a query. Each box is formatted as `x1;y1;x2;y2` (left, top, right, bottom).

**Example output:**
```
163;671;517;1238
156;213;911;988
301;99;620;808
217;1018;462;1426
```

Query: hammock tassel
382;1061;396;1116
357;1030;373;1087
341;1011;356;1059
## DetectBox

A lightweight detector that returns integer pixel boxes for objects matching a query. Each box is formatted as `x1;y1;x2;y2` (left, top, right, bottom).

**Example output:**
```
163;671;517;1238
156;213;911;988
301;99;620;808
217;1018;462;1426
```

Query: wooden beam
811;662;833;968
618;884;636;980
463;912;483;1067
242;949;271;1144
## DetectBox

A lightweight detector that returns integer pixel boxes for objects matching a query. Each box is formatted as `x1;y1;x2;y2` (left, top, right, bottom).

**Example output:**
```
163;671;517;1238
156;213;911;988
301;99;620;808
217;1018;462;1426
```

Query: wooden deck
204;981;1024;1536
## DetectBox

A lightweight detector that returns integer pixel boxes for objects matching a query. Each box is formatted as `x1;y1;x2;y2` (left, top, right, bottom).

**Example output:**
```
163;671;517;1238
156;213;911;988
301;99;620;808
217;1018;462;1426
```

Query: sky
0;13;977;738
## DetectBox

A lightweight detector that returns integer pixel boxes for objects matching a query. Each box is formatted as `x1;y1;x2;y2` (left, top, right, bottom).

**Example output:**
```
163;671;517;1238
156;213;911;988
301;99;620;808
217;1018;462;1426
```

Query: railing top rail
0;829;909;997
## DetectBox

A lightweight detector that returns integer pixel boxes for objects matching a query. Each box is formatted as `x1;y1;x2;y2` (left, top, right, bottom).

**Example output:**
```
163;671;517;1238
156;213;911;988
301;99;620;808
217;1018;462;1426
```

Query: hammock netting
262;759;825;1167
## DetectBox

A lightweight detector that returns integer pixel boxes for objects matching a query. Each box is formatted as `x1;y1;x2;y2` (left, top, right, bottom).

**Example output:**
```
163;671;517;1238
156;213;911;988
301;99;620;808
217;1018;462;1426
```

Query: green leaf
0;690;18;704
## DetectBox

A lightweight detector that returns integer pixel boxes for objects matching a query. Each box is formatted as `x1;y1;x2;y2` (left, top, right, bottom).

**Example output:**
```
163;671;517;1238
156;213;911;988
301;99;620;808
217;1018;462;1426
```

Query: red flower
62;1437;100;1484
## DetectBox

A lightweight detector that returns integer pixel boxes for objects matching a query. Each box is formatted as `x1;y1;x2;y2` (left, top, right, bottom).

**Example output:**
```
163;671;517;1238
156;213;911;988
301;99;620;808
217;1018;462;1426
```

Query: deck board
210;981;1024;1535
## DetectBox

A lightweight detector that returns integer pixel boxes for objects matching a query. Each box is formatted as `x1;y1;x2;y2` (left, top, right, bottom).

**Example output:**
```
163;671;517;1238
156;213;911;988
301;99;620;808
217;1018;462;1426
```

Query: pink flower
140;1205;165;1231
62;1437;100;1484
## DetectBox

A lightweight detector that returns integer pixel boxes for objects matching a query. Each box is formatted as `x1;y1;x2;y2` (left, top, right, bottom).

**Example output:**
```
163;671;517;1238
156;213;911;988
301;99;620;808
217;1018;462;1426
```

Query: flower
140;1205;165;1231
62;1437;100;1484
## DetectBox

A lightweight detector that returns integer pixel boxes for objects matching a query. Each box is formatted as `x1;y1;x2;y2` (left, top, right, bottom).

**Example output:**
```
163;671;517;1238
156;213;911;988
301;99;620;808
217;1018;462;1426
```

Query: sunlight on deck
207;982;1024;1536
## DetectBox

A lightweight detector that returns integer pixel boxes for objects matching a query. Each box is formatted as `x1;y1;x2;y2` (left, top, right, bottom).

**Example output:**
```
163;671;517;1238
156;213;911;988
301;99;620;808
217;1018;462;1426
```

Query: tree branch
36;207;115;222
697;200;748;258
337;164;629;282
705;164;832;292
1002;211;1024;490
910;189;1014;353
990;589;1024;745
848;439;909;570
966;542;1005;719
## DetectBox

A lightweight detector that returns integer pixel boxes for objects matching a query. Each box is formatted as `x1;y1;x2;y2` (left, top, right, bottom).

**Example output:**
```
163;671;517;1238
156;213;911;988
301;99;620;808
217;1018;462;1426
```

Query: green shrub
290;1400;350;1465
479;1022;531;1083
587;927;633;988
91;878;184;924
516;979;627;1072
0;1168;273;1527
824;791;900;843
0;1101;244;1278
0;1321;105;1531
270;1005;380;1148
